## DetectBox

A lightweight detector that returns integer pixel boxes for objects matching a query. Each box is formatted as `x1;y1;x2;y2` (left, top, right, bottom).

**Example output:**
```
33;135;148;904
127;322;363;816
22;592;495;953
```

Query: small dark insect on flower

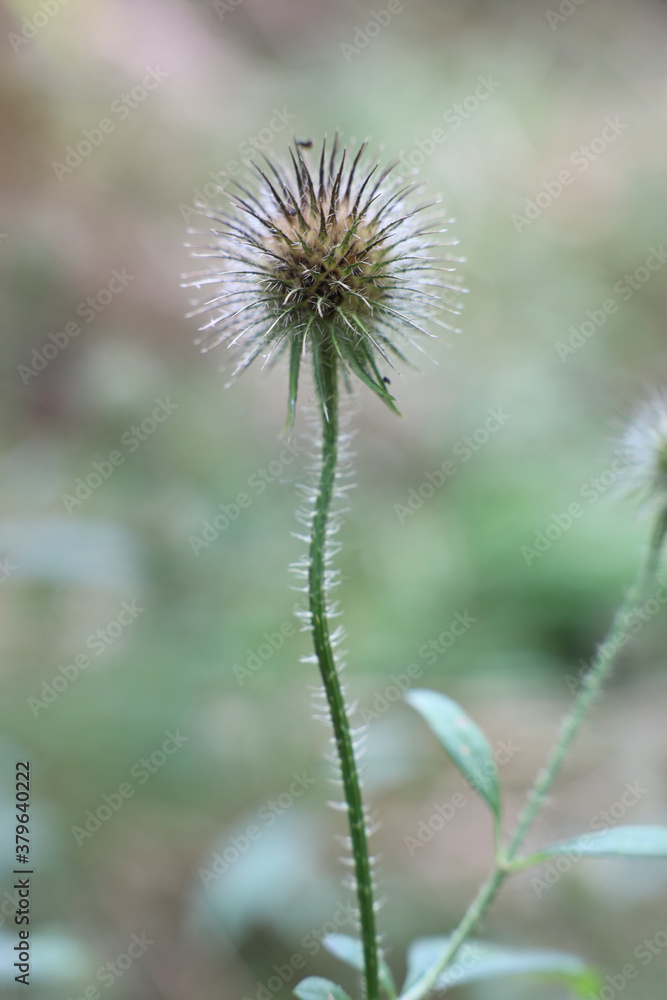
184;135;463;429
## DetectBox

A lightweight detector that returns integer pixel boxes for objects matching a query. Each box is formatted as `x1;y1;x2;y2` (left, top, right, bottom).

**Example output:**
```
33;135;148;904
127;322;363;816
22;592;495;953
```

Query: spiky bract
184;136;462;428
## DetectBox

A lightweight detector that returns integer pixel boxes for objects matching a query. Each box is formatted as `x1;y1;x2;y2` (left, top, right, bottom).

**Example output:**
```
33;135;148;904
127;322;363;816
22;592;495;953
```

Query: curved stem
399;517;664;1000
308;345;380;1000
505;512;664;863
505;572;646;860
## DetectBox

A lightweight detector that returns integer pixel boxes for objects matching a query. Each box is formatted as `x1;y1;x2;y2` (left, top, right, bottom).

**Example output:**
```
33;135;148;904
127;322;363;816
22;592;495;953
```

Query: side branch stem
399;520;663;1000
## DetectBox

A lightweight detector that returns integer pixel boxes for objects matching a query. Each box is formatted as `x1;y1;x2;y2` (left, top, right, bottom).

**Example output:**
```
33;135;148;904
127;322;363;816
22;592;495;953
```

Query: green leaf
323;933;397;998
285;327;305;434
293;977;352;1000
514;825;667;870
404;689;501;819
402;937;600;997
333;327;400;415
310;339;331;421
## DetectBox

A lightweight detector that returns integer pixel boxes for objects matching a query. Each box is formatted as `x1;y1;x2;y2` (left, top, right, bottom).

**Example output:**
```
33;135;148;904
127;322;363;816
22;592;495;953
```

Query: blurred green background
1;0;667;997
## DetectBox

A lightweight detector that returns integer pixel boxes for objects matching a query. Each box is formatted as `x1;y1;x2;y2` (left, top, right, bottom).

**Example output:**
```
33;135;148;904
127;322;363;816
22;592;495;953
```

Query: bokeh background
1;0;667;997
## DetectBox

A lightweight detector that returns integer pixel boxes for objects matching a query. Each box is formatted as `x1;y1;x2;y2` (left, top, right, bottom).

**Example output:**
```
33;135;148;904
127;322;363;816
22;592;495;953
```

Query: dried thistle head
184;136;463;429
619;391;667;510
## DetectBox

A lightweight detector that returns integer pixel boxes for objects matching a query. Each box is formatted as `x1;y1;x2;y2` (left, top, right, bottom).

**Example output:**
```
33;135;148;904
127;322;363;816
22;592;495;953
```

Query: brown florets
266;200;384;318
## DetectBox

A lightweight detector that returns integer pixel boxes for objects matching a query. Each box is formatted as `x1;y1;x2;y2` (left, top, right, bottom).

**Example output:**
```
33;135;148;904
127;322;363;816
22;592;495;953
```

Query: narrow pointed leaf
310;339;330;421
402;937;600;997
293;977;352;1000
514;825;667;870
405;689;501;819
285;329;304;433
323;933;397;998
335;327;400;414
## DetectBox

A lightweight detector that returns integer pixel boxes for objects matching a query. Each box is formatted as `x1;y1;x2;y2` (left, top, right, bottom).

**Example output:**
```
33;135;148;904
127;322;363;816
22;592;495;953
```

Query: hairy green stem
308;345;380;1000
399;517;664;1000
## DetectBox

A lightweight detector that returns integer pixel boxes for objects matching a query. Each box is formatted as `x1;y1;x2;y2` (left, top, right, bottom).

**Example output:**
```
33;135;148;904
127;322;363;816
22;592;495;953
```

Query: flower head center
266;200;384;318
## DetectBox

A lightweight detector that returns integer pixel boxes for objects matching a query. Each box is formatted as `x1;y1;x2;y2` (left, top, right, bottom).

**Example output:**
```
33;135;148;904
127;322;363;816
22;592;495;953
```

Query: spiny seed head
619;392;667;510
184;136;463;429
